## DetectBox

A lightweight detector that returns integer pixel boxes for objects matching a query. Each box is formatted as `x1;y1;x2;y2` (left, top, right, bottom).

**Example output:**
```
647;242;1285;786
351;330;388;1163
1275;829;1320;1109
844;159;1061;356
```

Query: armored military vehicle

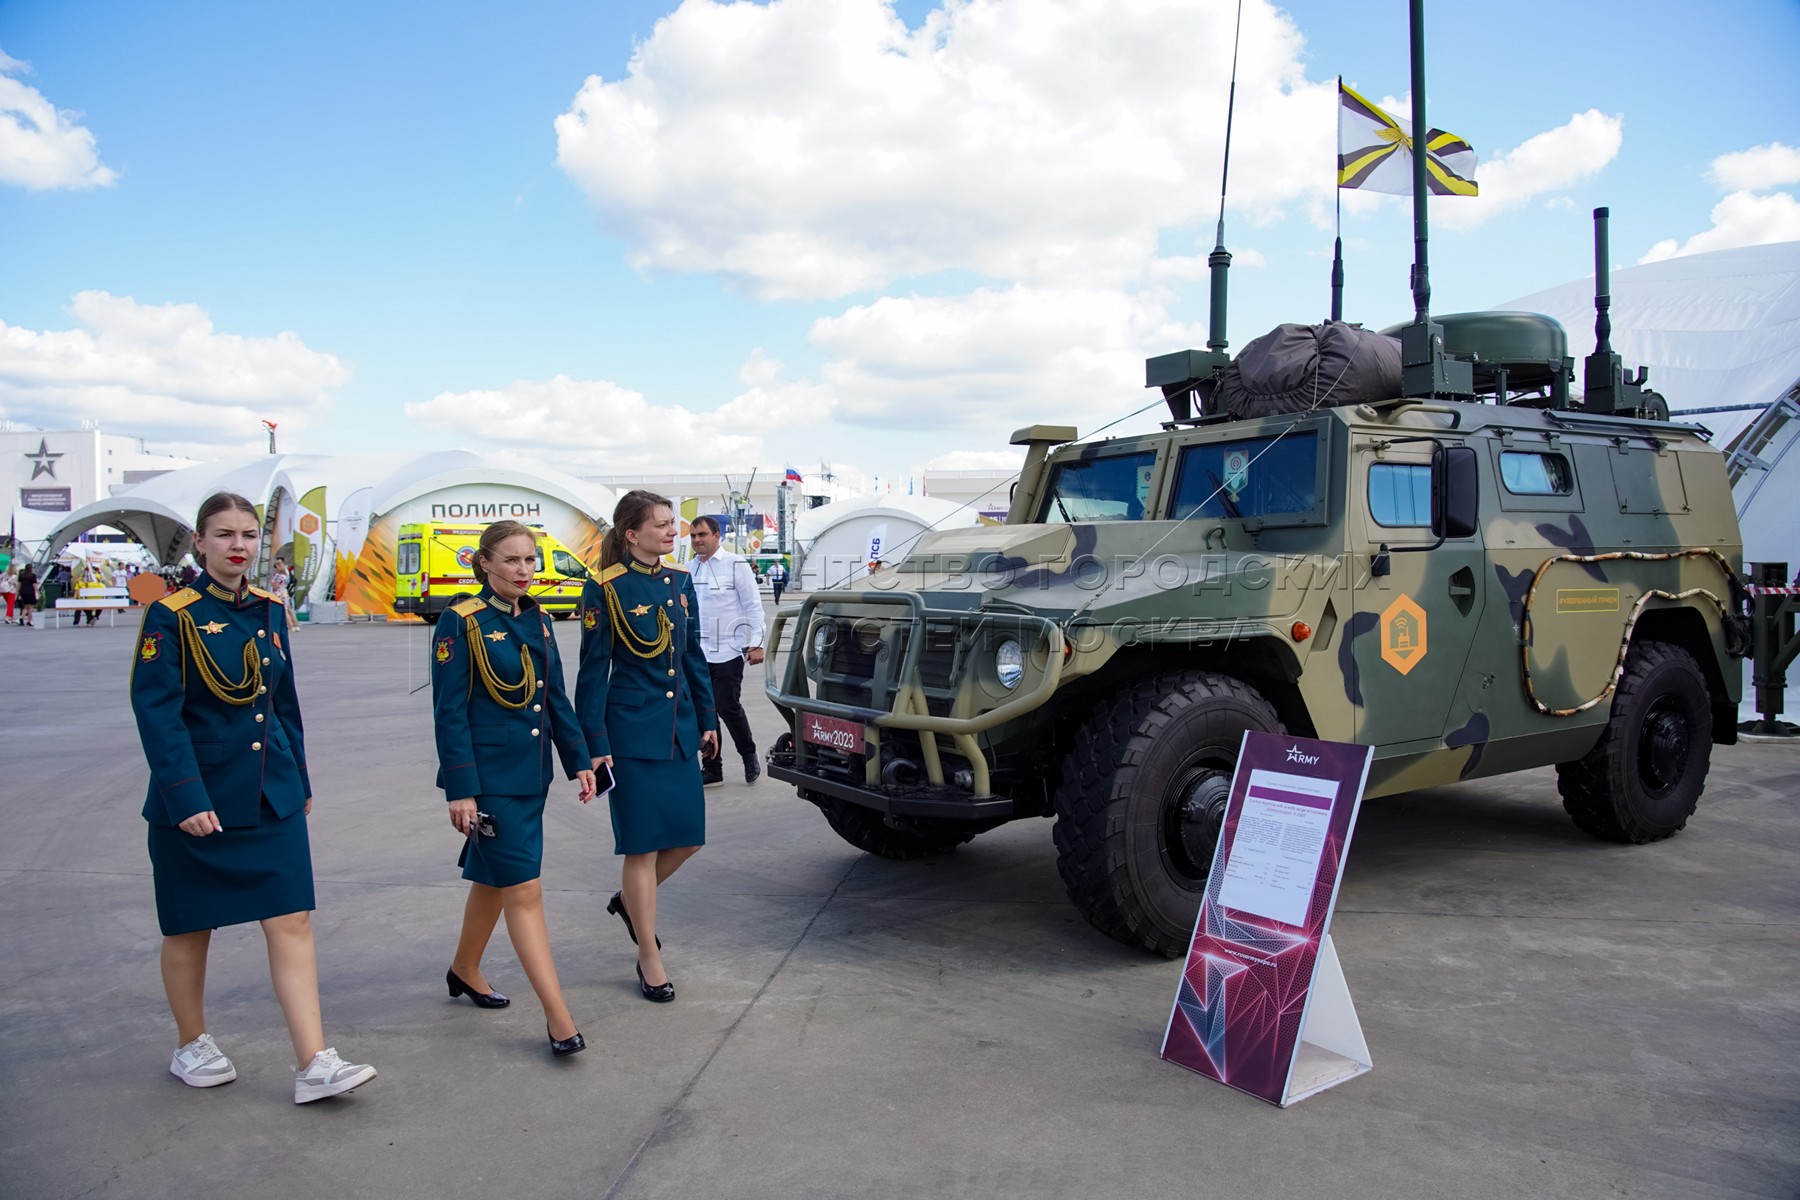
765;206;1750;955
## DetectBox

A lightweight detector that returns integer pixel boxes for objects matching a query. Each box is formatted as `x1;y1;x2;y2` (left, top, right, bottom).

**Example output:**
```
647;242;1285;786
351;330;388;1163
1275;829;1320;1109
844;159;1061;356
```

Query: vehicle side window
397;542;421;574
552;550;589;579
1368;463;1432;527
1500;451;1573;495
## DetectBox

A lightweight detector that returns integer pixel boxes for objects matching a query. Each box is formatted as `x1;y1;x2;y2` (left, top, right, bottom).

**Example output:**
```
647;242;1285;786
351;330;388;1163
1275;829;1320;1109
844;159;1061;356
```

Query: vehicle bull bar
765;589;1066;799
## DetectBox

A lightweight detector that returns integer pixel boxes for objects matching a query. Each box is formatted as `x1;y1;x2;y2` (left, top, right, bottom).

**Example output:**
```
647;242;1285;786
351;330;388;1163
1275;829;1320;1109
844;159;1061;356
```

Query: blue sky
2;0;1796;482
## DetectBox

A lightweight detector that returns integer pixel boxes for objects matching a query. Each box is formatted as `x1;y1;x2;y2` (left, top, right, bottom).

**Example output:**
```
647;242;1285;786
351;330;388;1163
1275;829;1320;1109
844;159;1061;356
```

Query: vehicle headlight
811;622;833;662
994;639;1024;691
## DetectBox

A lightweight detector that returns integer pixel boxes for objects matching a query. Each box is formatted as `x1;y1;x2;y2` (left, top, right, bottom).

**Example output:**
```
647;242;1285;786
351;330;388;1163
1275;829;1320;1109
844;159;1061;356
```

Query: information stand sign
1160;732;1374;1107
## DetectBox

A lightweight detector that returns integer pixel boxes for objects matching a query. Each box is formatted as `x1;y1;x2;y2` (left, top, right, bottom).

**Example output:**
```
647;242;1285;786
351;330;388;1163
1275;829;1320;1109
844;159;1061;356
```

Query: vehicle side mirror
1431;445;1479;539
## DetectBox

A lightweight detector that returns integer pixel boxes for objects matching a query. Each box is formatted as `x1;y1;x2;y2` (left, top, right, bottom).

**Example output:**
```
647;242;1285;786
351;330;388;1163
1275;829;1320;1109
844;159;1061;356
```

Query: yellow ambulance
393;522;591;622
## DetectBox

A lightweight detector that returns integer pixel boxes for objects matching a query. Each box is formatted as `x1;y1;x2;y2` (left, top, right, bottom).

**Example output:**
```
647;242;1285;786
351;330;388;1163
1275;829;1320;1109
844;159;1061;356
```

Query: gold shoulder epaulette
448;596;485;618
248;584;281;604
596;564;628;586
158;587;202;612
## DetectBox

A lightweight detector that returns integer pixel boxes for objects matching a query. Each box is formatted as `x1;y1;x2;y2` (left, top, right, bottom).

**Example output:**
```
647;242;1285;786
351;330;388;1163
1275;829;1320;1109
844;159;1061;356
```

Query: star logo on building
24;439;62;480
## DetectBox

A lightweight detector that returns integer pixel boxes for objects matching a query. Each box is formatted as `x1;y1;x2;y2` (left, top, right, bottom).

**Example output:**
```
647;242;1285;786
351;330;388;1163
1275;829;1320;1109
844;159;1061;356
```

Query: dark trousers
707;655;756;765
771;582;785;604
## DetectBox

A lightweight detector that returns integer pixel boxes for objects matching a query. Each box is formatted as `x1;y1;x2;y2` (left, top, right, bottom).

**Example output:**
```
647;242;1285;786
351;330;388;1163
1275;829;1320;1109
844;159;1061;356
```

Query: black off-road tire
814;795;974;860
1557;639;1712;843
1053;671;1283;955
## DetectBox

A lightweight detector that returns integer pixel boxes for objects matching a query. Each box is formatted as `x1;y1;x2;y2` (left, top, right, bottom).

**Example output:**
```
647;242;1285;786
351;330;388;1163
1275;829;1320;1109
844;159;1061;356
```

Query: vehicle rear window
1039;451;1157;522
1500;451;1573;495
1368;463;1432;527
397;542;421;575
1170;432;1319;520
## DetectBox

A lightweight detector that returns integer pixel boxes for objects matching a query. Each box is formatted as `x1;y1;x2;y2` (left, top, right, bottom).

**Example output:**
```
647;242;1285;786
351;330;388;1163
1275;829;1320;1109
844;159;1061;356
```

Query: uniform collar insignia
630;603;652;616
485;629;508;642
200;574;248;604
200;620;227;634
627;557;660;575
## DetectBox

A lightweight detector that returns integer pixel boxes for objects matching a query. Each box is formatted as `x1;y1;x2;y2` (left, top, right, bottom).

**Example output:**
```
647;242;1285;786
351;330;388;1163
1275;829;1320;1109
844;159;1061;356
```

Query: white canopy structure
795;495;989;591
1497;240;1800;571
41;451;620;616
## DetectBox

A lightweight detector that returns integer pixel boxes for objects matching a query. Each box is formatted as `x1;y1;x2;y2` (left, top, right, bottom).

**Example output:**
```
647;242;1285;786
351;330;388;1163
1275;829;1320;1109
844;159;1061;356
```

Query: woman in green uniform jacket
131;492;377;1104
431;520;597;1056
576;490;717;1002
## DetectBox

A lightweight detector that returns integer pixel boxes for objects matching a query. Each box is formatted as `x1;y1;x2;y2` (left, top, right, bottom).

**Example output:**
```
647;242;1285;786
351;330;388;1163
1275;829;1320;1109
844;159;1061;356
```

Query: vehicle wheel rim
1162;763;1232;890
1638;697;1691;795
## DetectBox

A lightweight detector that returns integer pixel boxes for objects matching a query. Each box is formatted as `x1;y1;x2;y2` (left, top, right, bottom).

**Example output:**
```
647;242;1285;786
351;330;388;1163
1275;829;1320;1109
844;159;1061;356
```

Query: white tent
40;451;620;616
795;495;986;591
1496;240;1800;571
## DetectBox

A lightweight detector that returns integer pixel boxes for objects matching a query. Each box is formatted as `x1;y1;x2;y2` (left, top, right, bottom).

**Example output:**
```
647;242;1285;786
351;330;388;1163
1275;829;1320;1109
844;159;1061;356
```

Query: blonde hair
472;520;537;584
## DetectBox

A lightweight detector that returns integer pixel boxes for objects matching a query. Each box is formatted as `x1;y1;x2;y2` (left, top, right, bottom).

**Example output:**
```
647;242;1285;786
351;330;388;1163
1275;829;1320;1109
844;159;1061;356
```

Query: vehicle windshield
1169;432;1319;520
1038;450;1158;523
551;550;589;579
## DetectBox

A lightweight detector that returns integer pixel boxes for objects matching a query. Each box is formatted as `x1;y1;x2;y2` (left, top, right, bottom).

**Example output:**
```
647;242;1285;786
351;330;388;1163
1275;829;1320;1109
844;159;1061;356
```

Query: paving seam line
599;852;865;1200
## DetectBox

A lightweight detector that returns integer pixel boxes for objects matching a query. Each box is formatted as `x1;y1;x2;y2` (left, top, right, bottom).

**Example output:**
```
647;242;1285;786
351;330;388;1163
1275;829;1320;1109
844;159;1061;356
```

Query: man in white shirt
689;516;767;784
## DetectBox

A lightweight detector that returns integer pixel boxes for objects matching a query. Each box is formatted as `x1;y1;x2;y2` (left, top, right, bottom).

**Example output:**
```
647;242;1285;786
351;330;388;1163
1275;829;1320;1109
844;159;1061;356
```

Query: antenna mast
1143;0;1244;421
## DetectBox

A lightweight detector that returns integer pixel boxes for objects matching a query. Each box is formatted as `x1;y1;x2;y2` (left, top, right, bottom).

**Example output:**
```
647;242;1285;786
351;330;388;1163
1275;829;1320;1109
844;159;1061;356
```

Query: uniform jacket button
666;599;674;606
258;685;268;694
257;630;266;638
262;657;270;665
530;728;541;737
667;668;676;676
665;690;675;699
536;680;545;689
255;713;265;723
252;741;263;751
532;704;542;712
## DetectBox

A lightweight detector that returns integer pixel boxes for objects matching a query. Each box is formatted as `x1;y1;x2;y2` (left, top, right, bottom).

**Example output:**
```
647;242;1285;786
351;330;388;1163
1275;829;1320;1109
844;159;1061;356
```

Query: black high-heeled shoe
636;962;675;1003
446;967;509;1009
607;891;662;949
548;1026;586;1057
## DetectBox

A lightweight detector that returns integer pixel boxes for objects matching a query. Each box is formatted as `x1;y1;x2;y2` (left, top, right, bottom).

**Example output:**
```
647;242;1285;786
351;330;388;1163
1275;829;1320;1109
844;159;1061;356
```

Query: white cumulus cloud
809;282;1198;432
1435;109;1624;231
1709;142;1800;192
1642;141;1800;264
0;292;347;455
404;353;833;472
555;0;1330;300
0;49;117;190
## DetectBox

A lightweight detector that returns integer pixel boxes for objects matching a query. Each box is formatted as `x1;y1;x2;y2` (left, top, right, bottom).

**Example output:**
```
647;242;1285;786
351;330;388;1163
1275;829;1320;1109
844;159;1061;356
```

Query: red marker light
1291;621;1312;642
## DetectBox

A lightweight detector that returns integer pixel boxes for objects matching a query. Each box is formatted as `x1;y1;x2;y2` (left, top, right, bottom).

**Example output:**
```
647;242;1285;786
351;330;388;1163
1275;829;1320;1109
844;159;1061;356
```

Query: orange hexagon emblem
1380;594;1427;675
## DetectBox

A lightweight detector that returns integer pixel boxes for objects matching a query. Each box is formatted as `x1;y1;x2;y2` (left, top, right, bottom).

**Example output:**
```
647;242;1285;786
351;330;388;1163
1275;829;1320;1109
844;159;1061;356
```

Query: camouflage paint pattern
768;398;1743;804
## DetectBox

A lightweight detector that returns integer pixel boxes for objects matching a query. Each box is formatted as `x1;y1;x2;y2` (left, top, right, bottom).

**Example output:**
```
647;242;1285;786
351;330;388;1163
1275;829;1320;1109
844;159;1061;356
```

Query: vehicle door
1349;437;1490;751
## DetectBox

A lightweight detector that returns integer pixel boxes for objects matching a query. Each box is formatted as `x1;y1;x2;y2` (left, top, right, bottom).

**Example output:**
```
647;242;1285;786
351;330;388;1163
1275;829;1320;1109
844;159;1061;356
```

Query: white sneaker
293;1047;377;1104
170;1033;237;1088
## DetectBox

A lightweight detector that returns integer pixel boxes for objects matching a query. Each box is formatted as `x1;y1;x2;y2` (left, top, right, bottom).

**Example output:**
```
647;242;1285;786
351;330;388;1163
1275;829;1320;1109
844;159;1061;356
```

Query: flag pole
1331;74;1345;324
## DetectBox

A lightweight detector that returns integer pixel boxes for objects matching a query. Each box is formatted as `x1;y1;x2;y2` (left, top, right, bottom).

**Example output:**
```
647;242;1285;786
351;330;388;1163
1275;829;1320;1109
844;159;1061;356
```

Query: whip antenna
1205;0;1245;357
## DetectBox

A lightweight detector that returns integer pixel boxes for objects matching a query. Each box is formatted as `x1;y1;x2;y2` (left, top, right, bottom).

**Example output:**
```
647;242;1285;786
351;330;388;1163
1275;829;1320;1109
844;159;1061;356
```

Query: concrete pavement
0;615;1795;1198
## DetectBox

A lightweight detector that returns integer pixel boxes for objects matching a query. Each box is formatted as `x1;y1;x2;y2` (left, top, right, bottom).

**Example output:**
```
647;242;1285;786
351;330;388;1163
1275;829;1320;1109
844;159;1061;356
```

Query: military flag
1337;80;1478;197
